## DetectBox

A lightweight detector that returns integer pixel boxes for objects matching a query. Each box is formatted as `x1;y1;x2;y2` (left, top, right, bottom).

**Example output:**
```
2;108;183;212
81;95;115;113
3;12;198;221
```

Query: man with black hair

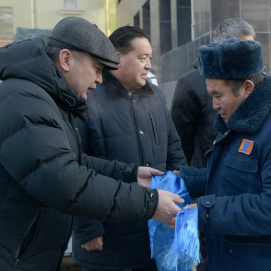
0;17;183;271
182;37;271;271
73;26;187;271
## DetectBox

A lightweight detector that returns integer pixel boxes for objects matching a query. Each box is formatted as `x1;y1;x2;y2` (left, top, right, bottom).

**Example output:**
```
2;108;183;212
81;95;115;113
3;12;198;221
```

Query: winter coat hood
0;37;89;120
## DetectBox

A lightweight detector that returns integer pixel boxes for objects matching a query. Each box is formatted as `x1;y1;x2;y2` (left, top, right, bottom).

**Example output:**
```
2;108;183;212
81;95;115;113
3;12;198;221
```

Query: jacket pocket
13;211;42;269
148;111;159;145
223;238;271;271
223;152;261;196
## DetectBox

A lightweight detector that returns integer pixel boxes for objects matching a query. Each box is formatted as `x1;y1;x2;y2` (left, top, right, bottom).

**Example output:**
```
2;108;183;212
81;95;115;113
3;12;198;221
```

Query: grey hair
213;18;255;41
45;46;84;62
223;73;264;97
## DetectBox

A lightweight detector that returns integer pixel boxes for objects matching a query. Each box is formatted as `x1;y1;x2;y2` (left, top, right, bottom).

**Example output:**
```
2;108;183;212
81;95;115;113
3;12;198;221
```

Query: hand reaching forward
81;236;103;251
152;190;184;229
184;203;197;210
137;166;164;188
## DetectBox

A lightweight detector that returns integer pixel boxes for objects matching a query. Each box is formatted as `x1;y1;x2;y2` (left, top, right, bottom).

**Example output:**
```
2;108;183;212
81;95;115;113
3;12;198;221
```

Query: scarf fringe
161;208;201;270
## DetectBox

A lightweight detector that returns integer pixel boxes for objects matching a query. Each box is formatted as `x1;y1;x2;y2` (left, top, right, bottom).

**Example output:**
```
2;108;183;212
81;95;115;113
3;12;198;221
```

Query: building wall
33;0;105;30
0;0;111;46
116;0;271;109
105;0;117;36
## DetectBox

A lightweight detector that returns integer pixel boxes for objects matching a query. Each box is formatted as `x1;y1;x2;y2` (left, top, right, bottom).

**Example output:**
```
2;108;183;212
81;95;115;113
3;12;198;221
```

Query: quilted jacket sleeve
0;86;158;222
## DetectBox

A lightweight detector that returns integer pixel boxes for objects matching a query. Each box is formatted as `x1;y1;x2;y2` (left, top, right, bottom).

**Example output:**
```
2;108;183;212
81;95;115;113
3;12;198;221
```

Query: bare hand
137;167;164;188
152;190;184;229
168;203;197;230
172;170;180;175
184;203;197;210
81;236;103;251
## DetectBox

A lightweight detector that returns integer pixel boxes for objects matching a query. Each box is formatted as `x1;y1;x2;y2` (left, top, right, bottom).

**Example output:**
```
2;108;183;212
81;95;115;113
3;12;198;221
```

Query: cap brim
92;56;119;70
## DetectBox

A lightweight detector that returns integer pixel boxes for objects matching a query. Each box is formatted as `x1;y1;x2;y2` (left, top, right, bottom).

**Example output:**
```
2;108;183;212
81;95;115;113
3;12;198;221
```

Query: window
177;0;191;46
0;7;13;39
143;0;150;41
64;0;78;9
134;11;140;28
159;0;172;54
61;0;82;14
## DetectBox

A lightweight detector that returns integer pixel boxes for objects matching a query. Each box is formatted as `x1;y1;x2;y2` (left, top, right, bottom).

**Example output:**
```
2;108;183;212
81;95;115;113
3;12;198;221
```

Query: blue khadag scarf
148;171;200;270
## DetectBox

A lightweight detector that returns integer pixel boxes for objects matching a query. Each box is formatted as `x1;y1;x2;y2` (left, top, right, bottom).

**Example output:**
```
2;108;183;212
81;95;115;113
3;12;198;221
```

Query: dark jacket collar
0;37;89;121
193;58;199;69
214;76;271;134
102;69;154;98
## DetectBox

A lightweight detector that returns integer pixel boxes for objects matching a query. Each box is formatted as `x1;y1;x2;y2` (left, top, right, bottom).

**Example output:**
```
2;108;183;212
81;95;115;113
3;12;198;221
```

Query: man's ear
58;49;73;72
116;52;122;68
244;80;254;97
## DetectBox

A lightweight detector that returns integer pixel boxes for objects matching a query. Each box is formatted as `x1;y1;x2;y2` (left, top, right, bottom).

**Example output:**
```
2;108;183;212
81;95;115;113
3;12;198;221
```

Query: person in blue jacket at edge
180;37;271;271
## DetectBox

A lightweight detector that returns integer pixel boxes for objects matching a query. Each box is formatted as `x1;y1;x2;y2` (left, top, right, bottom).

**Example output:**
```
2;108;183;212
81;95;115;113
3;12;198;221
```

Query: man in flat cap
0;17;183;271
179;37;271;271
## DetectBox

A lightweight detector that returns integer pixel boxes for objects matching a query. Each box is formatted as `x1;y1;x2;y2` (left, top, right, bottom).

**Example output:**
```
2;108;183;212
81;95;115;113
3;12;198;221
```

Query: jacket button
133;99;136;103
146;164;149;166
205;201;211;205
140;130;144;135
229;249;232;253
263;72;266;76
75;128;78;131
206;214;209;218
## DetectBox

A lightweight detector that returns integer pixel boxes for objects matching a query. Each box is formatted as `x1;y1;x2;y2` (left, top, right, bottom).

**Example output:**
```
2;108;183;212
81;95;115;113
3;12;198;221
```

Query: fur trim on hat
198;37;264;79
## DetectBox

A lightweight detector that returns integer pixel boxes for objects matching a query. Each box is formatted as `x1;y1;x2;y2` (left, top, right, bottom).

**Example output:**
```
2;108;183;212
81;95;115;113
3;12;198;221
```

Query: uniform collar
214;76;271;134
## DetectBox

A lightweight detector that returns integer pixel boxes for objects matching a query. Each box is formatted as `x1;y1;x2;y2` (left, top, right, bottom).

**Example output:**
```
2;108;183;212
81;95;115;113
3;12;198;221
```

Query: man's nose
213;99;220;110
95;71;103;84
145;59;152;70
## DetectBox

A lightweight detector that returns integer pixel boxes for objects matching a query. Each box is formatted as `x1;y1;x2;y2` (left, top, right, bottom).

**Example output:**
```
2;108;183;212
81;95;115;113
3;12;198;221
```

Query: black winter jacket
0;38;158;271
170;61;218;168
73;70;187;270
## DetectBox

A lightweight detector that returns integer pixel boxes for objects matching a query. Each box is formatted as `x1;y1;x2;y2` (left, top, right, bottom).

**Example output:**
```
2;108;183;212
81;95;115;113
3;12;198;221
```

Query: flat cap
198;37;264;79
47;17;119;70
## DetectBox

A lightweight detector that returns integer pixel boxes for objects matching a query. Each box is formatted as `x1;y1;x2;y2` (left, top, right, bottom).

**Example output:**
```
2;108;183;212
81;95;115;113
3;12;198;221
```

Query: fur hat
47;17;119;70
198;37;264;79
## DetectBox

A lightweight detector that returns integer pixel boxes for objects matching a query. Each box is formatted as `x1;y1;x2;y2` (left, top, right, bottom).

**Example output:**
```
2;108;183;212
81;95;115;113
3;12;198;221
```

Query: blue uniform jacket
180;76;271;271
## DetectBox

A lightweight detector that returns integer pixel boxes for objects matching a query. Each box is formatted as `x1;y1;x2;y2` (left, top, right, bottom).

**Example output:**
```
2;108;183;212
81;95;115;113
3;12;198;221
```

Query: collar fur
102;69;154;98
214;76;271;134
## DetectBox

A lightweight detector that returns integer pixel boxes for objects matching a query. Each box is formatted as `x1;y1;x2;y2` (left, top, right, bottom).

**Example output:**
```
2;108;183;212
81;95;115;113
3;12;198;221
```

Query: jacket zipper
148;111;159;145
13;211;42;269
131;95;146;165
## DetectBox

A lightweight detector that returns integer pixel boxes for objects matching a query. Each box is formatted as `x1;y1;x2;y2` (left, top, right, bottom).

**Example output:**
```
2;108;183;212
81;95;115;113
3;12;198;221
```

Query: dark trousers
196;232;209;271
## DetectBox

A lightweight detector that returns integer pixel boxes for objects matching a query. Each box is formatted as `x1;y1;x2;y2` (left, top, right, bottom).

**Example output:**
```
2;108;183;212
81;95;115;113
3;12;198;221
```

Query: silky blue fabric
148;171;199;270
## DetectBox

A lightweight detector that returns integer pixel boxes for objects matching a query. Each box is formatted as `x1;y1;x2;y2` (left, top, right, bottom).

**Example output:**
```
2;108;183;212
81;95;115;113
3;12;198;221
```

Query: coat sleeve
156;85;187;170
197;144;271;236
170;76;200;164
0;89;158;222
179;166;207;198
73;217;105;245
